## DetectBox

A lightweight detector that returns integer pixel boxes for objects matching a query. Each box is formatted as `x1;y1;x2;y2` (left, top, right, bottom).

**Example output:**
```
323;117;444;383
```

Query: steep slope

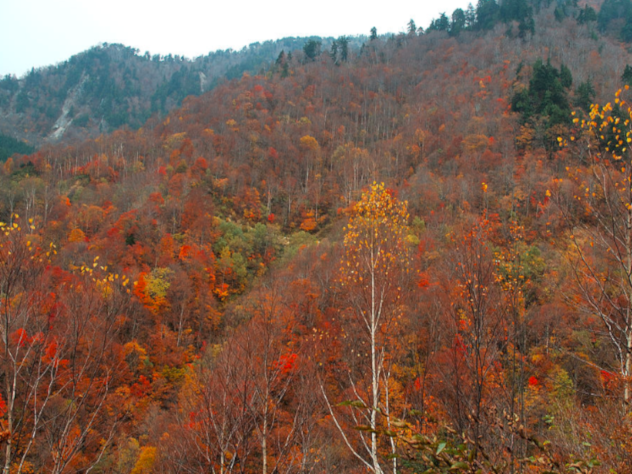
0;37;358;147
2;1;632;472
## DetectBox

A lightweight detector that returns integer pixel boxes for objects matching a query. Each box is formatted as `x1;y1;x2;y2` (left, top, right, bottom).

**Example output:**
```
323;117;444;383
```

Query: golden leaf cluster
342;182;409;285
561;86;632;160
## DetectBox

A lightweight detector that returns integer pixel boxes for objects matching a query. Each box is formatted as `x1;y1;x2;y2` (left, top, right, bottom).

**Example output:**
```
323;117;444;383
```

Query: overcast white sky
1;0;469;78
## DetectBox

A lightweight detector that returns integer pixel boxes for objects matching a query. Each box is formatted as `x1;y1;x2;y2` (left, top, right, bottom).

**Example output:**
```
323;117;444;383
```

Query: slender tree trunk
383;369;397;474
370;259;382;474
371;325;380;473
627;185;632;411
626;331;631;409
3;348;15;474
3;381;11;474
262;414;267;474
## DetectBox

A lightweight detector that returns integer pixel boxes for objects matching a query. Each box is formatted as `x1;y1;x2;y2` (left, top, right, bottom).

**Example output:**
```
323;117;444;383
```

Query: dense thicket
1;0;632;472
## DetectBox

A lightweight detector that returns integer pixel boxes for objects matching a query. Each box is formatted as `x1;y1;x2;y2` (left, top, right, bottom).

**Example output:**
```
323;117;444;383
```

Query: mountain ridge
0;36;364;147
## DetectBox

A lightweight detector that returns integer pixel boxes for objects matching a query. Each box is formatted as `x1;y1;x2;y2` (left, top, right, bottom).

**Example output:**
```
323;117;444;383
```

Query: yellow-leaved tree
323;182;409;474
557;87;632;413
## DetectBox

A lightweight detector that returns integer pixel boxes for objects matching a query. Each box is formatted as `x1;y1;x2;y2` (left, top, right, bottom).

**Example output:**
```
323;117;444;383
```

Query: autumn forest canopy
3;0;632;472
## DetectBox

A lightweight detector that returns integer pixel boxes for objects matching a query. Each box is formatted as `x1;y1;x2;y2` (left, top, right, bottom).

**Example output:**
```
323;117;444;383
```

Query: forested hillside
2;0;632;472
0;37;353;147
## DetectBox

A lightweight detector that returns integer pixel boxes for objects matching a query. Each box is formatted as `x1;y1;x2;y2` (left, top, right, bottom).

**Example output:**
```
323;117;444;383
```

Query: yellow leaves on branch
341;182;409;284
561;87;632;160
130;446;158;474
68;228;86;243
299;135;319;151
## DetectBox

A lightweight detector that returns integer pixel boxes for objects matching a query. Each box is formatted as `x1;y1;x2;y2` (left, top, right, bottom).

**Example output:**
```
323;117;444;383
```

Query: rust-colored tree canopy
2;1;632;472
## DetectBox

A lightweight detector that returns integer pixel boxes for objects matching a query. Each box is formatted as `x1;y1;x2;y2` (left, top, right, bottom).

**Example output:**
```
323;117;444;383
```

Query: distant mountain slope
0;37;361;147
4;0;628;154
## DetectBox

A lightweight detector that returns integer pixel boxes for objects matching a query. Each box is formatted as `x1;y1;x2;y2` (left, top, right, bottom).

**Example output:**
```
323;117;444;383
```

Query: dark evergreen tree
622;65;632;86
560;64;573;88
511;87;533;122
437;12;450;30
575;80;596;112
15;91;29;114
512;58;572;127
408;19;417;35
303;40;322;62
622;20;632;42
518;16;535;38
370;27;378;41
428;13;450;31
500;0;531;22
338;36;349;62
330;40;339;64
281;62;290;78
465;3;477;28
450;9;467;36
476;0;500;30
275;50;285;66
577;5;597;24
